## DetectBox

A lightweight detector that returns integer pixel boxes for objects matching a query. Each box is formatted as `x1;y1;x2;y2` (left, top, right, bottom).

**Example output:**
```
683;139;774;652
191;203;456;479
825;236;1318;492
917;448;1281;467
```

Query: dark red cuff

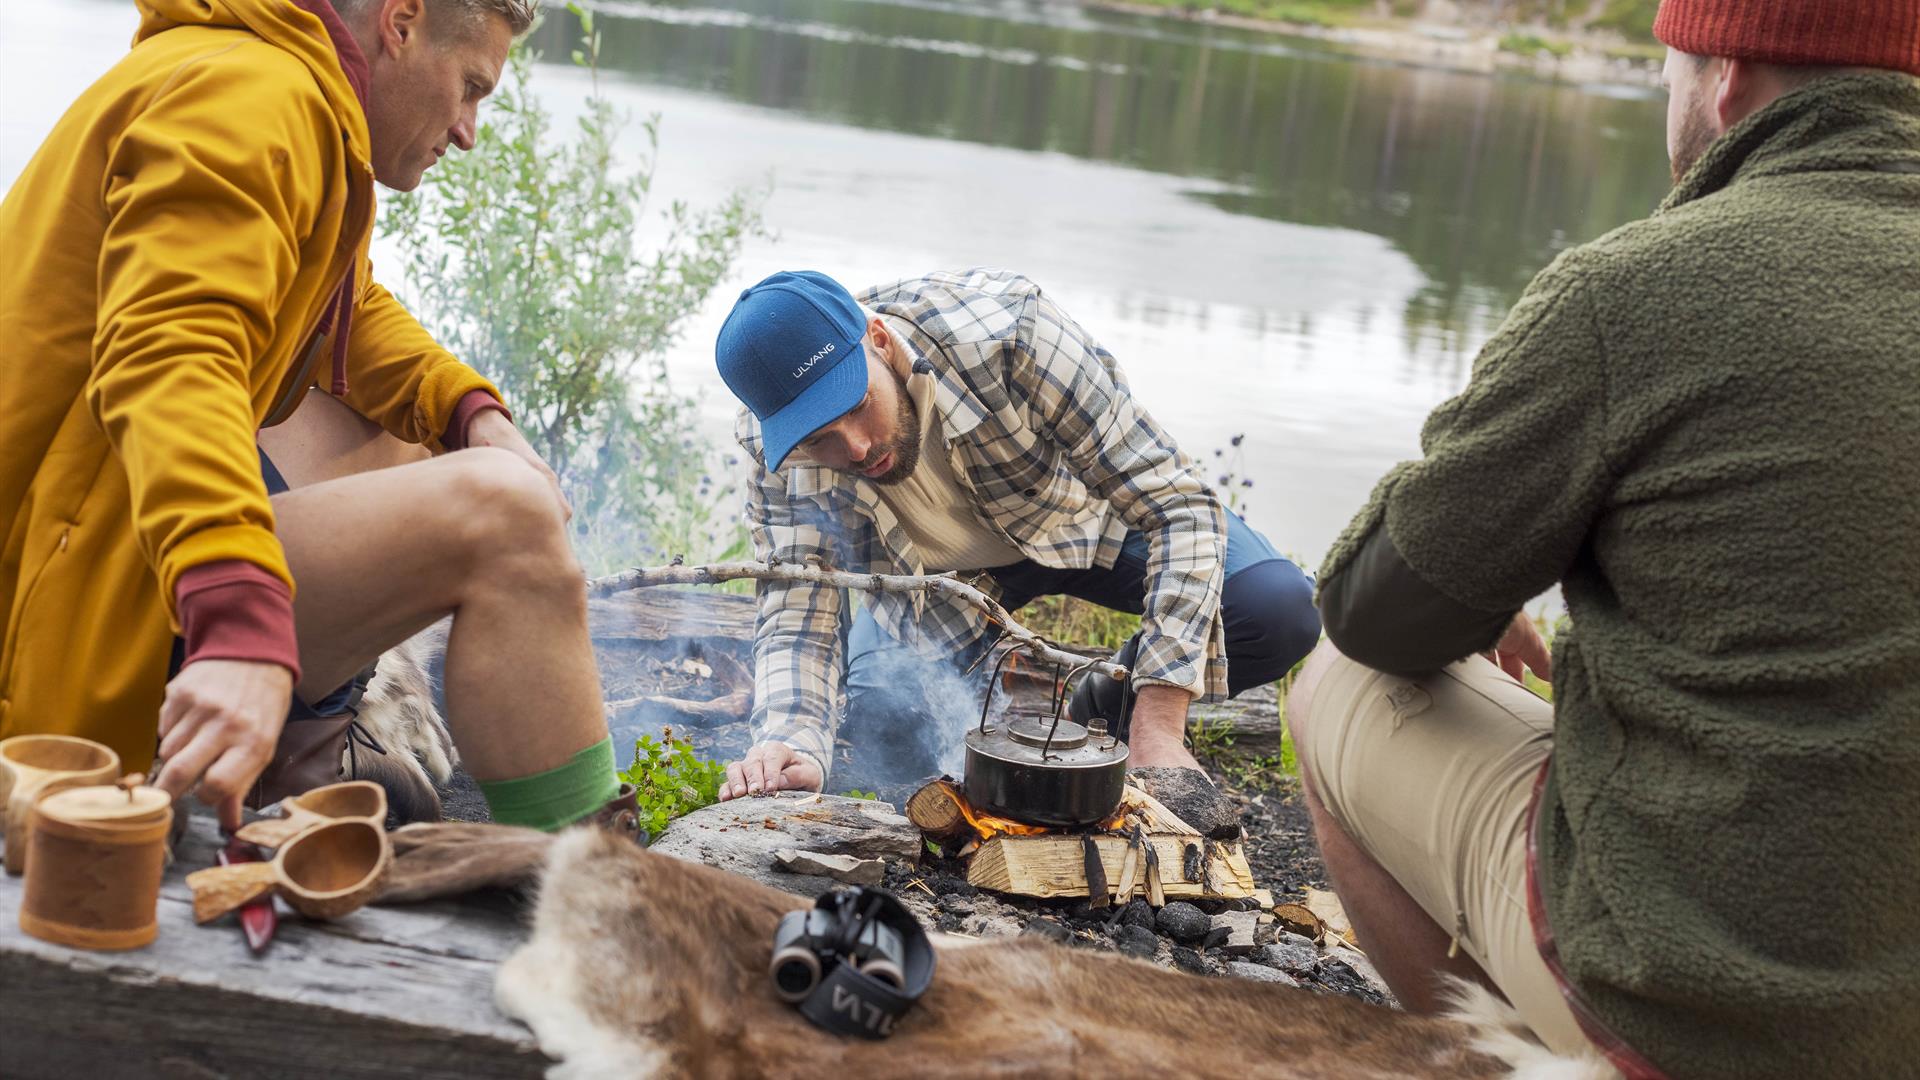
443;389;512;451
175;561;302;684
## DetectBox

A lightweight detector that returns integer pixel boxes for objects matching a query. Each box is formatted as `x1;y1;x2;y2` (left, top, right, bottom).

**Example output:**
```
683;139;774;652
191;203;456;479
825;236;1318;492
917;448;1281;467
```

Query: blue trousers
840;513;1320;779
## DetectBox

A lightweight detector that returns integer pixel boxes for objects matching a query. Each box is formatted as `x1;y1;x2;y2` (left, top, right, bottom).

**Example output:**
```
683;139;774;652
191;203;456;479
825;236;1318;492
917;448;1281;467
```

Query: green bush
381;8;764;574
617;729;730;836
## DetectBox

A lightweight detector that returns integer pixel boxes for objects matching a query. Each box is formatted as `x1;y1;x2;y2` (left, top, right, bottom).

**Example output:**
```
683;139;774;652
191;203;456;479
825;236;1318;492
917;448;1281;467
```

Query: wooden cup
0;735;122;875
233;780;388;848
186;818;391;924
19;782;174;950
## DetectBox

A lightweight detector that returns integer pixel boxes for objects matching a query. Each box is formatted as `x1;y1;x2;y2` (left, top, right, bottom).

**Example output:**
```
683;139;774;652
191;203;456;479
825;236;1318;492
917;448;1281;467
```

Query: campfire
905;778;1257;907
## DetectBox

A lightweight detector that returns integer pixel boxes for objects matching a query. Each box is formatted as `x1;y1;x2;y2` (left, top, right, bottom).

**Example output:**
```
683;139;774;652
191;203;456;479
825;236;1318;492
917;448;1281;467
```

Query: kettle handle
978;645;1021;735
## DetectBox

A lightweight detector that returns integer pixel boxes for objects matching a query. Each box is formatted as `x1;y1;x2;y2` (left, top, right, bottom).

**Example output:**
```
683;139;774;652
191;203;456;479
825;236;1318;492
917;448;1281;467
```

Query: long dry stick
586;559;1129;682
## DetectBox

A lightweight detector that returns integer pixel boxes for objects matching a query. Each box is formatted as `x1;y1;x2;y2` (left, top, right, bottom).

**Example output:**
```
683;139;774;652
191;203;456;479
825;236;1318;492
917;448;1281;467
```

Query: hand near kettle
720;741;823;800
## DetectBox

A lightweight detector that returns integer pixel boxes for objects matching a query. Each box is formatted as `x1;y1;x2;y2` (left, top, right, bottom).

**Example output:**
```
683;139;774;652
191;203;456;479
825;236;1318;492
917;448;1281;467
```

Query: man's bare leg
270;447;606;783
1284;643;1499;1013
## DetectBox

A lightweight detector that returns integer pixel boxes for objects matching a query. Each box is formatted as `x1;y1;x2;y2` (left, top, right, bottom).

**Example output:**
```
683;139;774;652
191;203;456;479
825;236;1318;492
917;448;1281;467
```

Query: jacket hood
134;0;371;161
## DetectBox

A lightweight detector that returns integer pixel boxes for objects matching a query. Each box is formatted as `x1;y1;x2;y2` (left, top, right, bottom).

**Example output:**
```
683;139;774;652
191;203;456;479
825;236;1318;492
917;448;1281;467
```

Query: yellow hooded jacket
0;0;502;768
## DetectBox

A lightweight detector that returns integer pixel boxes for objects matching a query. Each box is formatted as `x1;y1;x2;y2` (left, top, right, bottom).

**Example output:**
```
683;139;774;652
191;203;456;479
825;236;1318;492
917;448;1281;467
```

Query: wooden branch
587;560;1128;682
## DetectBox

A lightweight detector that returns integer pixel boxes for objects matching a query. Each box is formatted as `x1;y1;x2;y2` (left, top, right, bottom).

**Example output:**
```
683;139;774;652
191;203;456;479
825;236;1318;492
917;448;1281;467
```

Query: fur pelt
496;829;1615;1080
348;620;455;825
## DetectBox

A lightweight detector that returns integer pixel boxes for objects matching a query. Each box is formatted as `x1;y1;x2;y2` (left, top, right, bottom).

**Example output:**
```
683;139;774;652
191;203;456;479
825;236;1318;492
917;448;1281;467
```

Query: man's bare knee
444;448;579;578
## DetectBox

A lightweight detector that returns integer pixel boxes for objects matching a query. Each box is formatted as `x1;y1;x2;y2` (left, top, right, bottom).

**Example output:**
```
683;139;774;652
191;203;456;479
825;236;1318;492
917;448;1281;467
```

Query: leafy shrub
381;8;764;573
617;728;729;836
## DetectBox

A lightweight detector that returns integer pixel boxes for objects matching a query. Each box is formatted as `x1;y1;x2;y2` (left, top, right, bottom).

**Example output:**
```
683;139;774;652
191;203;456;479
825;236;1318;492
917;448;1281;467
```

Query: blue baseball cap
715;270;870;471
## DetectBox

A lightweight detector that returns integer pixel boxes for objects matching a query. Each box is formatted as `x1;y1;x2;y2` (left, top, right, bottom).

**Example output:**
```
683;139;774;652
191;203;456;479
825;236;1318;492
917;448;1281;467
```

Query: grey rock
1226;961;1300;986
772;848;886;885
1253;939;1319;973
1325;944;1398;1007
1113;924;1160;960
1154;900;1211;942
1169;945;1210;976
937;894;976;916
1126;767;1242;839
1211;910;1259;955
1021;918;1072;945
650;793;916;896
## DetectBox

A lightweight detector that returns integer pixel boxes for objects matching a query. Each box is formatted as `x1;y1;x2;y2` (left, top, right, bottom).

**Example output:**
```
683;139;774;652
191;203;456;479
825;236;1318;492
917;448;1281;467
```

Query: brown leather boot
588;782;646;844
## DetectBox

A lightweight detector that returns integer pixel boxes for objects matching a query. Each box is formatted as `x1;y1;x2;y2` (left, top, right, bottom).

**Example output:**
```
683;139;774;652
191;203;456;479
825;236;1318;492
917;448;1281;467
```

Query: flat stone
1112;924;1160;960
1212;910;1260;955
1169;945;1210;976
1325;944;1397;1006
1126;767;1242;839
1154;900;1211;942
650;793;917;896
937;894;977;916
772;848;886;886
1226;961;1300;986
1252;939;1319;973
1020;918;1072;945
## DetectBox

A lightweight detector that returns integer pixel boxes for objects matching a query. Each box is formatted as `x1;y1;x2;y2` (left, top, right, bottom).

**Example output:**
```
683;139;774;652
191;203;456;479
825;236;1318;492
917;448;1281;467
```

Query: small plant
840;789;879;801
1188;714;1238;762
1210;433;1255;515
616;727;729;836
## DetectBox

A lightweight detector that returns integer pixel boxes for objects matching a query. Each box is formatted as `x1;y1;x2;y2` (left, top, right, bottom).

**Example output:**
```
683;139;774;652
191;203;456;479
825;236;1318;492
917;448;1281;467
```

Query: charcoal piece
1169;945;1210;976
1200;926;1232;950
1118;898;1155;931
1112;924;1159;960
926;873;978;897
936;894;976;916
935;912;965;933
1020;917;1072;944
1153;900;1210;943
1126;766;1241;839
1182;842;1203;883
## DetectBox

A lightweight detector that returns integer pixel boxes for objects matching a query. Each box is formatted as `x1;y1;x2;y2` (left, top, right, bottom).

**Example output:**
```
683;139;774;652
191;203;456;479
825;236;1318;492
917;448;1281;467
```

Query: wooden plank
967;834;1254;901
0;810;547;1078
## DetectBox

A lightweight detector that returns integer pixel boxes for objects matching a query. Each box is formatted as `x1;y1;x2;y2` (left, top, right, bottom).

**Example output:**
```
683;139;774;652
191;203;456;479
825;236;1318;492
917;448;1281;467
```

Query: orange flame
955;797;1050;840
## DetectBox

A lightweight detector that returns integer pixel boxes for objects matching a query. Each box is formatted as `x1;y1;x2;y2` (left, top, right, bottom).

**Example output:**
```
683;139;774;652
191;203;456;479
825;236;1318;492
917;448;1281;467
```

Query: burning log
966;834;1255;902
587;559;1128;684
905;780;972;841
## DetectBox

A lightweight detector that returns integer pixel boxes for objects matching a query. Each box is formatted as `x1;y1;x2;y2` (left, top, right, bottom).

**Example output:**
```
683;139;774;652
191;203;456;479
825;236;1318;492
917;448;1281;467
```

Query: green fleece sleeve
1319;250;1614;615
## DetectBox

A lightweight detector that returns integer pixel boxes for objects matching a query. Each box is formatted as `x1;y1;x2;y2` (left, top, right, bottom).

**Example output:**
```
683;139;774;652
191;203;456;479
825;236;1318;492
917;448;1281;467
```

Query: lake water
0;0;1674;566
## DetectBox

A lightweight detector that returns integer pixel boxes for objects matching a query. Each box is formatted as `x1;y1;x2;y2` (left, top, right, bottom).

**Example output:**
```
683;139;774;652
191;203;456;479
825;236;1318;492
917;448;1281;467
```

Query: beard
1669;102;1719;185
854;367;923;486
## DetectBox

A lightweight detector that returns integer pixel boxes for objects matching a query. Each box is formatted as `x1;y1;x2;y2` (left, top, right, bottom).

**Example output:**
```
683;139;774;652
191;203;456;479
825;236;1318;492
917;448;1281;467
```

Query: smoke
838;615;1013;791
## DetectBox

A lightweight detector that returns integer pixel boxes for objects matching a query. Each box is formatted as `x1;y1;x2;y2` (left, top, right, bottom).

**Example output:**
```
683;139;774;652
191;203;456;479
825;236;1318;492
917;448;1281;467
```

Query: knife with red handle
218;835;278;954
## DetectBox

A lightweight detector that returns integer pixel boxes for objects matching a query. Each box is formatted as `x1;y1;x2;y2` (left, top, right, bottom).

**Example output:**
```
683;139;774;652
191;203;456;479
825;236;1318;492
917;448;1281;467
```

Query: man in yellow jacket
0;0;633;835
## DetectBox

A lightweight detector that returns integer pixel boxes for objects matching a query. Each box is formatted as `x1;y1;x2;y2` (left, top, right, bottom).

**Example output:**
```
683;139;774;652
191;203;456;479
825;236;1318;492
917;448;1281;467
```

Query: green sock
478;737;621;832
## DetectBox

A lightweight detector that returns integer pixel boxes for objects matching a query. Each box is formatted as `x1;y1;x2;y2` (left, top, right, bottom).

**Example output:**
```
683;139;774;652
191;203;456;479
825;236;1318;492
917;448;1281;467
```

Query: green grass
1498;31;1574;59
1014;595;1142;651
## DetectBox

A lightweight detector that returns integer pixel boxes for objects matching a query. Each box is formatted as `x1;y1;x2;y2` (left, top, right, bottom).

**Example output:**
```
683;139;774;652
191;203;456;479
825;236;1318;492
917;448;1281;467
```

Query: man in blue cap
713;268;1320;802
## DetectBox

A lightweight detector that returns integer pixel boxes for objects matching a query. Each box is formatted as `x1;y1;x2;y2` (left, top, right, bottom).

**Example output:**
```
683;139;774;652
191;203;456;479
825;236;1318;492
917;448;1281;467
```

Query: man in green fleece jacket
1285;2;1920;1076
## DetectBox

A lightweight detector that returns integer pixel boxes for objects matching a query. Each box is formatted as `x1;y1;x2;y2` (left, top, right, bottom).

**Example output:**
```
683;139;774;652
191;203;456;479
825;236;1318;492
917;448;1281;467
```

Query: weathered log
904;779;971;840
588;560;1128;683
1082;834;1110;910
967;833;1255;901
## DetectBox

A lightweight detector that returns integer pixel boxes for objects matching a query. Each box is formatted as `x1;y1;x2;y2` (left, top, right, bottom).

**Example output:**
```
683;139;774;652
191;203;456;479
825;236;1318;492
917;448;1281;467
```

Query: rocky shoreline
1086;0;1664;91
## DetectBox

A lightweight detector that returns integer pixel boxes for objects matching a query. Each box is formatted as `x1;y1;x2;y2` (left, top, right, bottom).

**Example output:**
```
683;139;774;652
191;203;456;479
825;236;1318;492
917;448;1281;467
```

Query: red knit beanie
1653;0;1920;75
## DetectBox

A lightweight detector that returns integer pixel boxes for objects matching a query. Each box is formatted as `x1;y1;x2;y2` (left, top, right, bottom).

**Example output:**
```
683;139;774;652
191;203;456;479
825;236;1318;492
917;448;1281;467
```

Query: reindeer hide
496;829;1617;1080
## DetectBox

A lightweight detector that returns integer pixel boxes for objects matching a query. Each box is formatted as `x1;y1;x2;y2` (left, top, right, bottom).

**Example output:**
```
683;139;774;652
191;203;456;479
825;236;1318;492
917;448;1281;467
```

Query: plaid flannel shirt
735;269;1228;779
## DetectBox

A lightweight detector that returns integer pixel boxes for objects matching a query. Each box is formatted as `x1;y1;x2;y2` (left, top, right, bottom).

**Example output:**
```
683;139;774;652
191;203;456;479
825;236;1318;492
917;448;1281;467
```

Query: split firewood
1082;834;1110;909
965;834;1256;901
1113;835;1142;903
904;779;971;840
587;559;1128;683
1202;838;1229;896
1115;785;1202;836
1143;836;1165;908
1303;886;1359;949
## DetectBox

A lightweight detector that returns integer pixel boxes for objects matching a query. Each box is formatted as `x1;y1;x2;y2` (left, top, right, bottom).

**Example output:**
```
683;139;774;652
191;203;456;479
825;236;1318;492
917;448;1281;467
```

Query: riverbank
1088;0;1665;90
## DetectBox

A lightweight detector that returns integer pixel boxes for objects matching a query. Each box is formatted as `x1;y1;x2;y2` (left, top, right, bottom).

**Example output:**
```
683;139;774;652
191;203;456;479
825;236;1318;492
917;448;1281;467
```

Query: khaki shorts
1292;649;1586;1053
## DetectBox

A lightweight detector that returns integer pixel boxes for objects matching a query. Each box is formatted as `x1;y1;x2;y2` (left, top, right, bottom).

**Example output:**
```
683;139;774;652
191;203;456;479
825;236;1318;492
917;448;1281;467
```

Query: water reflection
534;0;1671;353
